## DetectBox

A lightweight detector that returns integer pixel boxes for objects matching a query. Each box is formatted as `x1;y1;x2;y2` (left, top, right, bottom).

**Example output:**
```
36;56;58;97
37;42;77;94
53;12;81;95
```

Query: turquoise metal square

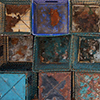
0;74;25;100
0;72;33;100
33;35;71;72
75;72;100;100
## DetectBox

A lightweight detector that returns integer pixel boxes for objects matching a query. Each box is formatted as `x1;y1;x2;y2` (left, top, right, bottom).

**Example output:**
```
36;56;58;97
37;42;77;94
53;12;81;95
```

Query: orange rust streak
16;49;24;56
49;9;60;26
11;38;19;45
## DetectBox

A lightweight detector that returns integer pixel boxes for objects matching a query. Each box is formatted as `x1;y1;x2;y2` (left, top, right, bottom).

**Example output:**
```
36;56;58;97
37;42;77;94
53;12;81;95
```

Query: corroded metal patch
8;36;33;62
78;37;100;63
39;36;70;64
6;5;30;32
75;72;100;100
72;5;100;32
39;72;71;100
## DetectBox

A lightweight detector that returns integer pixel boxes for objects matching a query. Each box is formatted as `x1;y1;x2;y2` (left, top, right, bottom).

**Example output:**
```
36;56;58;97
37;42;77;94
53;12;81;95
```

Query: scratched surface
35;4;67;34
39;36;70;64
0;74;26;100
39;72;71;100
75;72;100;100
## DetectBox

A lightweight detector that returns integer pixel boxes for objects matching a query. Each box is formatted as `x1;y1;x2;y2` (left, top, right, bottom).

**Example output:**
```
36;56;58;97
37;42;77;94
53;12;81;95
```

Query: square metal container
0;0;32;35
39;72;71;100
72;34;100;71
0;71;33;100
0;35;33;71
75;72;100;100
70;0;100;33
33;35;72;72
32;0;70;36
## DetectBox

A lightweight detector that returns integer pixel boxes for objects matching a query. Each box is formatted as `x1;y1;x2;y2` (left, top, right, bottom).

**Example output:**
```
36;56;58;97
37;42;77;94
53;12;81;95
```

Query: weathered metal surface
72;35;100;71
72;33;100;72
75;72;100;100
78;37;100;63
72;0;99;4
72;5;99;32
39;36;70;64
0;36;33;71
0;2;4;33
0;74;26;100
71;0;100;33
0;0;31;35
6;5;30;32
33;35;71;72
33;0;69;36
8;36;33;62
0;0;31;5
39;72;71;100
0;71;34;100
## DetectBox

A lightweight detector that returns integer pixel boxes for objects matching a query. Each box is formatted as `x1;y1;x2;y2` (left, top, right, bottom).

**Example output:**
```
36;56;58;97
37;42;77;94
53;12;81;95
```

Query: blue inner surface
0;74;25;100
36;4;67;34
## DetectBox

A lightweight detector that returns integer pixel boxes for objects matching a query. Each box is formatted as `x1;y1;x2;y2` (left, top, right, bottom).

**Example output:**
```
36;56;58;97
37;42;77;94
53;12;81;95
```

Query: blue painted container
0;72;33;100
32;0;70;36
72;34;100;72
0;0;32;35
33;35;72;72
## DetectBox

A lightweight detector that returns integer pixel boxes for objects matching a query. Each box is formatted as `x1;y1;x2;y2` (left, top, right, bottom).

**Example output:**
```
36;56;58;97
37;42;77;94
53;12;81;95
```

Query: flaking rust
72;5;100;32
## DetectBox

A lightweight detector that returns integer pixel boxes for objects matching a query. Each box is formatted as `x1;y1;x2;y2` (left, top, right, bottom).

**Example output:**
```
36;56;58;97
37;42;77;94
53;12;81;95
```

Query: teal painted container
0;71;34;100
70;0;100;33
0;0;32;35
33;35;73;72
0;35;33;71
72;34;100;72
